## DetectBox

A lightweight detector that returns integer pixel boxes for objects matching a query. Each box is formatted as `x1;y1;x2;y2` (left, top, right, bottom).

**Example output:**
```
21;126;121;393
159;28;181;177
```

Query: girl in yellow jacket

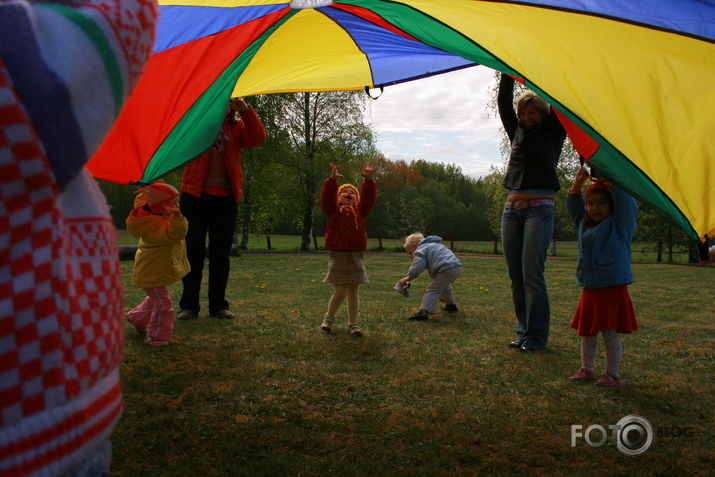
126;182;190;345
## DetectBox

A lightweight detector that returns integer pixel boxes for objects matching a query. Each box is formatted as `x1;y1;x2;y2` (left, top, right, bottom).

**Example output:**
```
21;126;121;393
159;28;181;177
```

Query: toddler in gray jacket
399;233;462;320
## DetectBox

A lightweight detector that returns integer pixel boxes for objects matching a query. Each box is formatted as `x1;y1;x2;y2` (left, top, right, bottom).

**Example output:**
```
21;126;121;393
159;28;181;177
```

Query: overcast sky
365;66;505;180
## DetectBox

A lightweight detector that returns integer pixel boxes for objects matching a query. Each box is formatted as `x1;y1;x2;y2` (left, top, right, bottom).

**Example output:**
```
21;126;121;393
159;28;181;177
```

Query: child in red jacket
319;162;376;336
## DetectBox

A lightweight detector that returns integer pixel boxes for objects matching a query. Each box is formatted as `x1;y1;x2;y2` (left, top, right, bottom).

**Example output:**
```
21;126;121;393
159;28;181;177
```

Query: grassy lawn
116;253;714;476
116;231;693;264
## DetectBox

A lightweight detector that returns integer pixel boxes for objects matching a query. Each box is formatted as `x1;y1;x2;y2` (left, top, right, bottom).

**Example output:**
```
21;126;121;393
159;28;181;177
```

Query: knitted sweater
0;1;156;476
320;178;376;251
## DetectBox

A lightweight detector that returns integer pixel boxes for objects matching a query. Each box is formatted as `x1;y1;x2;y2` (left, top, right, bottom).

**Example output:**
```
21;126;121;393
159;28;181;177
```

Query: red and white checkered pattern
0;65;126;476
1;58;124;402
72;0;158;85
0;62;61;425
1;0;157;473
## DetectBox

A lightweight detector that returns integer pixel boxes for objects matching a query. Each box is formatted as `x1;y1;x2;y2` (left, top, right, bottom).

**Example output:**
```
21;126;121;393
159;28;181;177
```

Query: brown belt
505;198;555;210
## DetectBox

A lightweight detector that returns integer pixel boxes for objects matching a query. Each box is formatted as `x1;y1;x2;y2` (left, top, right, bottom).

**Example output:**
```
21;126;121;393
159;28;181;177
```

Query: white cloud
366;66;505;179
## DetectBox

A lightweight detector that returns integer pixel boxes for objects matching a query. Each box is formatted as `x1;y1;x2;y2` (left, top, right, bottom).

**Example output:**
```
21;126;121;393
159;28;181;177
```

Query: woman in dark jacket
498;73;566;352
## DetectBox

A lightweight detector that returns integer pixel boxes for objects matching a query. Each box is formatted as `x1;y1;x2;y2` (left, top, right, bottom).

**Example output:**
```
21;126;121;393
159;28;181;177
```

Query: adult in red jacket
319;162;376;337
178;97;266;320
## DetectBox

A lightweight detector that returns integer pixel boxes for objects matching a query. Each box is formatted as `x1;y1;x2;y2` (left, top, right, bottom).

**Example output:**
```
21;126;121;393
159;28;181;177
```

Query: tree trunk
493;234;499;255
313;234;319;251
450;239;455;250
239;150;253;250
378;237;383;251
656;239;663;262
667;226;673;262
300;93;314;251
265;232;272;251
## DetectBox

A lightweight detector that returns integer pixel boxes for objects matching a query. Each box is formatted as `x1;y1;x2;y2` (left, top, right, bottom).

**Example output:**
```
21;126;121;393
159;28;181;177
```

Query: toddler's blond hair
403;232;424;250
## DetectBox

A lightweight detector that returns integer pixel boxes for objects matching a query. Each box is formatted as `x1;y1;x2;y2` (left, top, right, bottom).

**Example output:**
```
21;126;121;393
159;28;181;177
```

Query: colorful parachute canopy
87;0;715;241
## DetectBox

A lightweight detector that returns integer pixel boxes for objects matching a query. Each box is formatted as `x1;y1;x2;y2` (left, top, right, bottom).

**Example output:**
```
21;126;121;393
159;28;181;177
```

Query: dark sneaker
442;303;458;313
518;344;544;352
213;309;236;320
177;309;198;320
407;310;429;321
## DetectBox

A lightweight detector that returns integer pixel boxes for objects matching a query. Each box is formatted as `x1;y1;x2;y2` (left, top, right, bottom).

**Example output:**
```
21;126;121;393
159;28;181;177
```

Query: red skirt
571;284;638;336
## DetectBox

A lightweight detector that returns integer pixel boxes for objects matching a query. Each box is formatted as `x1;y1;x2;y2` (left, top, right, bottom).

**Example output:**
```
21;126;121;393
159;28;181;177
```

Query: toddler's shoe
568;367;596;381
442;303;458;313
127;317;146;334
407;310;429;321
348;324;363;337
144;336;168;346
320;317;333;332
595;372;621;387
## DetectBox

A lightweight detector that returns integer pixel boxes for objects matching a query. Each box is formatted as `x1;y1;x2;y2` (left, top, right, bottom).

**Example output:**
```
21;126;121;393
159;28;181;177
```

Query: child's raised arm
566;167;589;225
568;167;590;195
330;161;344;180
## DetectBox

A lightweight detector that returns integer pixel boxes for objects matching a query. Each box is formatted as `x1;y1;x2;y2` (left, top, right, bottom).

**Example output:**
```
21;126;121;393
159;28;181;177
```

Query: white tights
580;329;622;376
326;284;359;325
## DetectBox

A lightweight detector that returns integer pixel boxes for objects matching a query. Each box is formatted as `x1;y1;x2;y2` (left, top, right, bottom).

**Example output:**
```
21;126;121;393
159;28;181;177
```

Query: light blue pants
420;265;461;314
501;204;555;349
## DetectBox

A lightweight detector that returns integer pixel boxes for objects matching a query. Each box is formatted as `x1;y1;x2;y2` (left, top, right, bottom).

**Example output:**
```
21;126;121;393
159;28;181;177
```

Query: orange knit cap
135;180;179;210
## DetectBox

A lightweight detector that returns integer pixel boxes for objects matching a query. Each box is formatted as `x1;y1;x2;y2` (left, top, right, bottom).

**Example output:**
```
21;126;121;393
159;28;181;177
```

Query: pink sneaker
595;372;621;387
144;336;168;346
569;367;596;381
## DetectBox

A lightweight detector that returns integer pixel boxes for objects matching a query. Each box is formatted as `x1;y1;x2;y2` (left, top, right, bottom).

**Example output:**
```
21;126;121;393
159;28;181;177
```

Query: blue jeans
62;438;111;476
501;204;555;349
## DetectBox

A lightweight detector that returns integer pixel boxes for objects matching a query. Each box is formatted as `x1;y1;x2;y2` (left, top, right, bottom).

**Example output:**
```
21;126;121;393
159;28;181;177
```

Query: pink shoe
144;336;168;346
569;367;596;381
595;372;621;387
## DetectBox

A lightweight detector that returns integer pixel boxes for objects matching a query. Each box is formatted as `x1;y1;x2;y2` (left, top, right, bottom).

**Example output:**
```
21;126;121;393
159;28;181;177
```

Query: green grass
116;254;714;476
117;231;693;264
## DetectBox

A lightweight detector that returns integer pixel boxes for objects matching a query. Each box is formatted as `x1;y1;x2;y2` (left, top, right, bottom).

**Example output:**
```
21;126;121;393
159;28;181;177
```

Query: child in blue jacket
398;233;462;321
566;168;639;387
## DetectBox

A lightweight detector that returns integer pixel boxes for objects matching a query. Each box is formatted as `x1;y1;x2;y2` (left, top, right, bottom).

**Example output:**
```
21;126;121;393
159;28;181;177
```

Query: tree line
99;83;697;262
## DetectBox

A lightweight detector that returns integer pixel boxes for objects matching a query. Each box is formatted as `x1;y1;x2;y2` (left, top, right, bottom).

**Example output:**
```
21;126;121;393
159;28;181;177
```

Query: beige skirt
324;251;368;285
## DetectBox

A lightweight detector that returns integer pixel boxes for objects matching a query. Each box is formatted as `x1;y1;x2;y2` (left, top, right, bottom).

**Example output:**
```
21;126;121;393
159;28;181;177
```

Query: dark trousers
179;192;237;315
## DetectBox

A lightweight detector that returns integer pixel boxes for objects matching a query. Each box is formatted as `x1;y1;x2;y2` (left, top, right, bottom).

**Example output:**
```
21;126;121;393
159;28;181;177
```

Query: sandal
320;317;333;332
568;367;596;381
348;324;363;337
595;372;621;387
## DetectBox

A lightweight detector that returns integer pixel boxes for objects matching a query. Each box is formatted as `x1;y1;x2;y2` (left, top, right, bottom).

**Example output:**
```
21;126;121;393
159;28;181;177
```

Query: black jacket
498;74;566;191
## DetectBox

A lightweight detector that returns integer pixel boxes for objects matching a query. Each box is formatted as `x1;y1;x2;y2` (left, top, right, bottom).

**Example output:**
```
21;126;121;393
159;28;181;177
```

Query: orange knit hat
135;180;179;210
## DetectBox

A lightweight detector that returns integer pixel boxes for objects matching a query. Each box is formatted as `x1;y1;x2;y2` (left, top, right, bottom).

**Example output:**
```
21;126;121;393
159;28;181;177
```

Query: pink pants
127;286;174;342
